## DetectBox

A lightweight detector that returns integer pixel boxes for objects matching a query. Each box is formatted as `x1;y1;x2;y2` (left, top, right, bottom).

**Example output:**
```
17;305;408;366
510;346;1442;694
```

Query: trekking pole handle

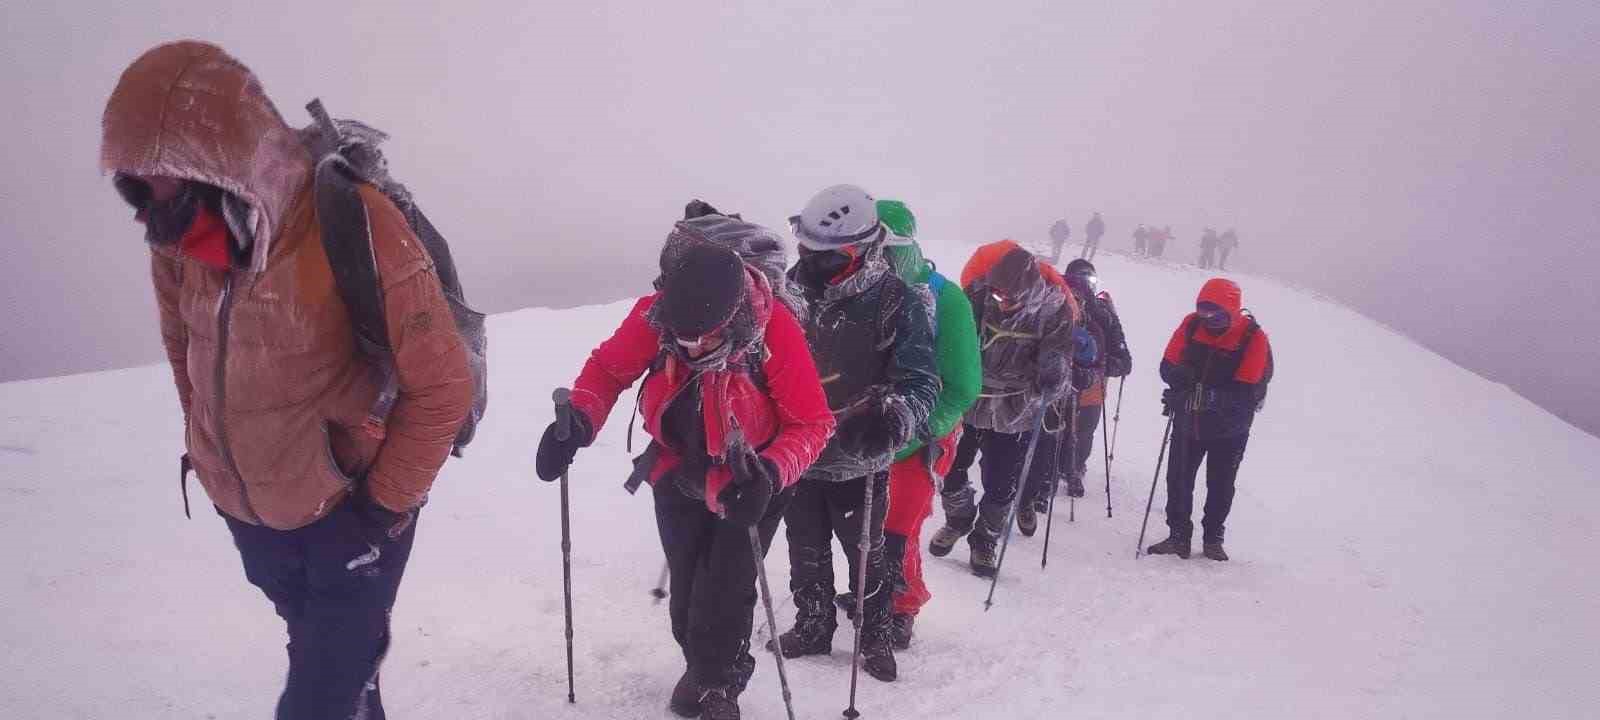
553;388;574;442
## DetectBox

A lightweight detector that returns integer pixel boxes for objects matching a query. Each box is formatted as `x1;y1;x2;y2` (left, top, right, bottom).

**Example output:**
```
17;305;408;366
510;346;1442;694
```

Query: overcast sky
1;0;1596;435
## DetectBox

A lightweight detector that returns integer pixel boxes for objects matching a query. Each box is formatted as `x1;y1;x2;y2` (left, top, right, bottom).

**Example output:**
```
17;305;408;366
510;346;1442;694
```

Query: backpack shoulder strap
313;161;389;353
312;159;399;432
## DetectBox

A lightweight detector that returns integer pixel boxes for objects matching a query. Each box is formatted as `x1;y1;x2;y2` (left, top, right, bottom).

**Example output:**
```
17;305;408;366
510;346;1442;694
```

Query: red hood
1197;278;1243;321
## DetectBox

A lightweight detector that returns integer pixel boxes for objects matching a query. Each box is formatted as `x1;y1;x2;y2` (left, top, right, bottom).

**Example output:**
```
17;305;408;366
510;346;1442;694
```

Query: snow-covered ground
3;245;1597;719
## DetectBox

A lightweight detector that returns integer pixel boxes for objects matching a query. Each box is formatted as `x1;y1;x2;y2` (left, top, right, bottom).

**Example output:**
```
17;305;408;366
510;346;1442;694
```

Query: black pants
784;472;891;636
224;499;417;720
1164;430;1250;541
654;480;790;693
943;425;1063;549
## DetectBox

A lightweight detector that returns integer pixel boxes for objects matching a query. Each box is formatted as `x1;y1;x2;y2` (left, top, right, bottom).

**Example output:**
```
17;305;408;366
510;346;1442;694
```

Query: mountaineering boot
890;613;915;650
1146;536;1191;559
968;503;1006;577
929;523;969;557
1066;474;1086;498
1203;540;1229;562
775;583;836;658
929;489;976;557
669;670;701;718
969;542;999;577
698;688;740;720
1016;501;1038;537
862;630;899;682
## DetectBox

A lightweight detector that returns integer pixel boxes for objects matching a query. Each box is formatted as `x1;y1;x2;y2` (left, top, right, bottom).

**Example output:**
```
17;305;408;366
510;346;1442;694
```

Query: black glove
719;450;779;527
1165;363;1197;387
1071;365;1096;392
1161;387;1180;416
837;406;908;459
350;492;417;546
536;412;593;482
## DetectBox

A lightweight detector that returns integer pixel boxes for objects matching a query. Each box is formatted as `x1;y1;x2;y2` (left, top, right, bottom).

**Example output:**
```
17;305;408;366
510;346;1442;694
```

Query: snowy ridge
2;248;1598;719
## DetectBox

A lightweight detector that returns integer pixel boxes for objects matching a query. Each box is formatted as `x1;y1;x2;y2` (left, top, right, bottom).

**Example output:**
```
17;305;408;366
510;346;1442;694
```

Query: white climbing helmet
790;184;884;250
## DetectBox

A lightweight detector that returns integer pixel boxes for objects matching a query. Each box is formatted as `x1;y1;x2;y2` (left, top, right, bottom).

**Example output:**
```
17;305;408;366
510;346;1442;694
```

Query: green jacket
893;259;983;461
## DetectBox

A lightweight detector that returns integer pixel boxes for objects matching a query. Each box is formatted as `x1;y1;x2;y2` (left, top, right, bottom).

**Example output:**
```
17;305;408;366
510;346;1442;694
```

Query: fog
2;1;1597;436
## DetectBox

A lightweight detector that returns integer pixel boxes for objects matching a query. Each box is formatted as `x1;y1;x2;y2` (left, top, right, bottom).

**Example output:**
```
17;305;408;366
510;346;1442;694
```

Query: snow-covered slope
3;247;1597;719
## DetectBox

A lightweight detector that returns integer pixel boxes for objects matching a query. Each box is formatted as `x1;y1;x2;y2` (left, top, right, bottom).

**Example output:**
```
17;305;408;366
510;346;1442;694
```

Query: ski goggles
797;243;868;286
674;323;729;354
1195;302;1230;330
788;215;884;251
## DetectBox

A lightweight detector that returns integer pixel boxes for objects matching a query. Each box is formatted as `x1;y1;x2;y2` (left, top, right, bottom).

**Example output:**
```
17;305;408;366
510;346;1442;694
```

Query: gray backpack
302;99;488;456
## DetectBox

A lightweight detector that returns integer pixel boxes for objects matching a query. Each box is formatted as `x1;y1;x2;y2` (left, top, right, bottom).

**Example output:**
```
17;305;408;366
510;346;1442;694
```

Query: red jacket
1161;278;1271;384
569;269;835;515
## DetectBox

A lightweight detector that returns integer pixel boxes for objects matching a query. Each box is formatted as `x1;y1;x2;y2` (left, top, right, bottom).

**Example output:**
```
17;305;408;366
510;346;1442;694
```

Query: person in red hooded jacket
1147;278;1274;562
536;204;834;719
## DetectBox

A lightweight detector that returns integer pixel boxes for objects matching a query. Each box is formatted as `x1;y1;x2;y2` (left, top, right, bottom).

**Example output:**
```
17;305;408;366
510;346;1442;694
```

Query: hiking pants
224;498;418;720
944;427;1064;550
1164;429;1250;542
784;472;891;638
886;455;935;616
1061;403;1103;494
654;479;790;693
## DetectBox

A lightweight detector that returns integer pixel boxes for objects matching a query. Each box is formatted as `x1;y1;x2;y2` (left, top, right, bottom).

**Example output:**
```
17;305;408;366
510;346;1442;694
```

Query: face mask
141;184;203;247
1196;302;1231;334
796;246;860;288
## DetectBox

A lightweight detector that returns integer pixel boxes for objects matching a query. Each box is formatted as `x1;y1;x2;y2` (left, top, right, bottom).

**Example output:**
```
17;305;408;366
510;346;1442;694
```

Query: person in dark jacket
1048;219;1072;265
1133;224;1150;256
928;241;1081;576
536;204;835;719
1218;228;1240;270
776;185;939;684
1082;212;1106;261
1199;228;1220;269
1147;278;1273;562
1053;259;1132;499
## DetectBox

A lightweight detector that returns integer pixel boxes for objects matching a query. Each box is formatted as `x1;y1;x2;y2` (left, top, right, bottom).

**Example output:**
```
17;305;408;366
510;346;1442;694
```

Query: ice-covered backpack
302;99;488;457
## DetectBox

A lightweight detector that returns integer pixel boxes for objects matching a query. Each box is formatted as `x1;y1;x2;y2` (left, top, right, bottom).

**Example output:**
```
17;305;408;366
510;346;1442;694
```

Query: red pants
886;431;961;616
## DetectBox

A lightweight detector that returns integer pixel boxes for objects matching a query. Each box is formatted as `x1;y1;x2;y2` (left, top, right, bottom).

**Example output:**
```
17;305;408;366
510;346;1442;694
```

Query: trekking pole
551;388;578;704
750;527;799;720
842;472;879;719
1102;403;1114;518
722;425;800;720
983;408;1049;610
1108;377;1126;461
1041;393;1079;569
1136;414;1176;559
650;560;669;604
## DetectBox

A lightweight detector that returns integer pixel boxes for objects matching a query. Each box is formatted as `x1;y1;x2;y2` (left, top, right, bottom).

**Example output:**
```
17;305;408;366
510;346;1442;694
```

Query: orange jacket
105;42;472;529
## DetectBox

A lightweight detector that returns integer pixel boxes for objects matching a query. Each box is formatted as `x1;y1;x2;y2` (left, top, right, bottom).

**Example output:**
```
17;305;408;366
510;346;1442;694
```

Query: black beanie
1065;258;1096;276
659;243;746;337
